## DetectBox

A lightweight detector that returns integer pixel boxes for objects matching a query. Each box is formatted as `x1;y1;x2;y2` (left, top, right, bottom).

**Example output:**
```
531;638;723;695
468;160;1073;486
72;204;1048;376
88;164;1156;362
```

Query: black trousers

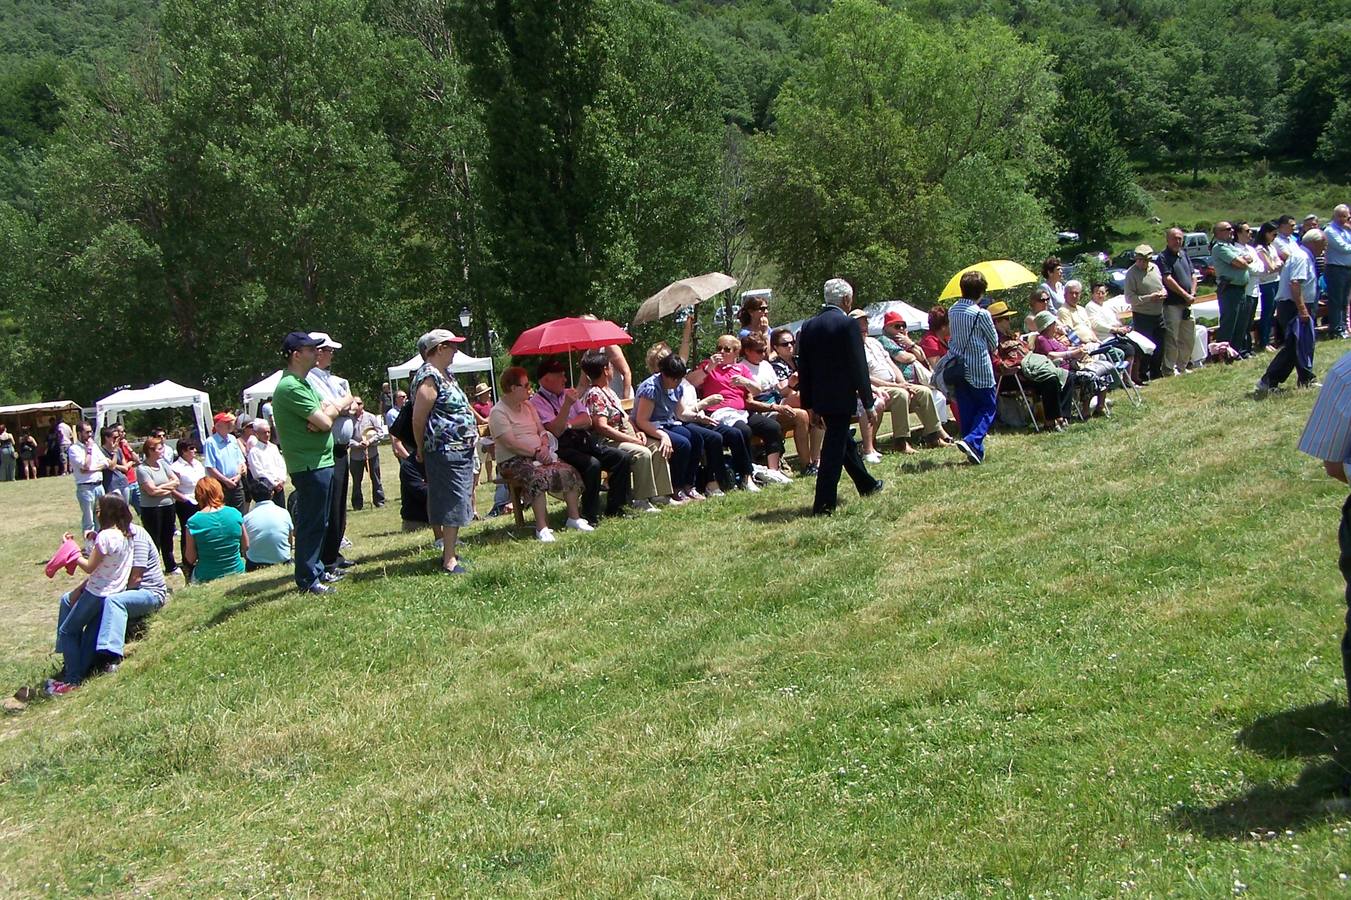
350;449;384;509
1133;312;1166;381
746;412;785;457
558;431;632;522
1339;494;1351;709
140;503;177;572
174;500;196;580
813;413;880;515
321;445;350;567
1262;301;1315;388
1026;375;1071;420
217;476;246;512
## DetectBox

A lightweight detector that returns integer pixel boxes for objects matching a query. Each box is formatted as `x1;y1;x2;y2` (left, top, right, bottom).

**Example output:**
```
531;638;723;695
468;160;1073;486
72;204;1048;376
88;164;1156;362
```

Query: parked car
1056;230;1081;244
1111;249;1137;269
1190;255;1216;283
1182;231;1210;260
1106;268;1128;294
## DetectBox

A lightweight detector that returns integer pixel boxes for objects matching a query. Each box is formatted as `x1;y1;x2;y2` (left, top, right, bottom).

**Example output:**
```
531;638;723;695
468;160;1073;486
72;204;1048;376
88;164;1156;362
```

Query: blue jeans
1326;265;1351;338
660;423;699;490
75;482;105;535
713;423;752;485
290;466;333;590
55;587;105;684
952;379;997;461
96;588;164;657
680;422;724;489
1258;280;1280;347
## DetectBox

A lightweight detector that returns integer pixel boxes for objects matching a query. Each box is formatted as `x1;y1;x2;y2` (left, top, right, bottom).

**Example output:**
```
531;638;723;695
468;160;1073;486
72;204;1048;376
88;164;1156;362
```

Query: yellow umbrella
938;260;1039;301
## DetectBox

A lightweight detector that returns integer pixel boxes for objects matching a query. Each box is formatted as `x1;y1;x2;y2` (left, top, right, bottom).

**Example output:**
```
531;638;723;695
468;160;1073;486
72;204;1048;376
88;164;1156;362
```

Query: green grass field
3;356;1351;896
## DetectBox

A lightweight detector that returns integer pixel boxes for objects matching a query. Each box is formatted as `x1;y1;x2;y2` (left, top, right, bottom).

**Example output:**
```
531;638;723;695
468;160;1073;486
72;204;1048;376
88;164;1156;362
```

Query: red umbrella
509;317;633;356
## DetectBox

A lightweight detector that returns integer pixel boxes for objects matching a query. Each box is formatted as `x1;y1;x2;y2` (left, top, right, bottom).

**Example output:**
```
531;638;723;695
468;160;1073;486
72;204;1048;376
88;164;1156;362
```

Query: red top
698;360;753;411
918;333;948;361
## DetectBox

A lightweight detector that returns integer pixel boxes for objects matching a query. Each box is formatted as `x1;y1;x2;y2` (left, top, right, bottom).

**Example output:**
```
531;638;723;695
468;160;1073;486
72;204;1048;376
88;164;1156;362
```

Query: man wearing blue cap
272;331;341;595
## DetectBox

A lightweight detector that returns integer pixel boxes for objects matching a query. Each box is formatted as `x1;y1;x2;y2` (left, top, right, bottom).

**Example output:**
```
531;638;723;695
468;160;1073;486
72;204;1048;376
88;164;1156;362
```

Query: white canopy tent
96;380;212;439
387;352;495;391
776;300;930;338
241;370;283;419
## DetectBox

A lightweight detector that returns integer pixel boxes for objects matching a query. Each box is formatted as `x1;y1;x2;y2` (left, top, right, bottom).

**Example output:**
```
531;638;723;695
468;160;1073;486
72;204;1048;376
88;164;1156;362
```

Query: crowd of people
33;207;1351;694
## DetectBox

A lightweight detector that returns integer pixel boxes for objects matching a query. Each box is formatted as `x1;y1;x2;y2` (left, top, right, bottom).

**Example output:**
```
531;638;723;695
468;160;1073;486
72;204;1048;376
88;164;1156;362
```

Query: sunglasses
776;339;795;347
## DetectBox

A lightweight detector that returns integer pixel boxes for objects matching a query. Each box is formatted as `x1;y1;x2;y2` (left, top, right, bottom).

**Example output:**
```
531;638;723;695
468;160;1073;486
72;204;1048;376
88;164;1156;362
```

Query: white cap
823;278;853;306
308;331;343;350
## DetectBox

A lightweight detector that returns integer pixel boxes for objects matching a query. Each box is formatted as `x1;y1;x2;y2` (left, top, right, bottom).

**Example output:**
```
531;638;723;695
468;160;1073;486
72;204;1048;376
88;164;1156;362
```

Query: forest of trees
0;0;1348;404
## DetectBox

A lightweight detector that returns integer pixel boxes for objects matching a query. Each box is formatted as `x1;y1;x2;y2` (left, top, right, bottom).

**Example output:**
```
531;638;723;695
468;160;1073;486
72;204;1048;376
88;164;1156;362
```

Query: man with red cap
203;410;247;511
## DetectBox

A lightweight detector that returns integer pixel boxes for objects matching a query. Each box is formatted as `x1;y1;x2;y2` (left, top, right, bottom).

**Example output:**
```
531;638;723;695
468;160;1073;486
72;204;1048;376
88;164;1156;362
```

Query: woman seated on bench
488;366;592;542
688;334;788;488
1032;312;1111;419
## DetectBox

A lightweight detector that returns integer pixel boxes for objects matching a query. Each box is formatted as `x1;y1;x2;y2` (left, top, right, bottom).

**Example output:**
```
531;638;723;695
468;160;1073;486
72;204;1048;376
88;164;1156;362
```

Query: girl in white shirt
51;494;135;693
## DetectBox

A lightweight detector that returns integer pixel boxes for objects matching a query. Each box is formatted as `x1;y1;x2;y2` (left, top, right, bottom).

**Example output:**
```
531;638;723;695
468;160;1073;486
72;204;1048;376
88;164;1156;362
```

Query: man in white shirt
383;390;407;430
1258;228;1326;393
246;418;288;505
68;421;108;537
306;332;356;575
853;309;953;455
1055;280;1100;351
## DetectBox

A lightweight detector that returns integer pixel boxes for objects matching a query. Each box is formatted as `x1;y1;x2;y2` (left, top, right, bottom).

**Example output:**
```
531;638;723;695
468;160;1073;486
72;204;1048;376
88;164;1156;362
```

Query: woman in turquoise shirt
185;476;247;583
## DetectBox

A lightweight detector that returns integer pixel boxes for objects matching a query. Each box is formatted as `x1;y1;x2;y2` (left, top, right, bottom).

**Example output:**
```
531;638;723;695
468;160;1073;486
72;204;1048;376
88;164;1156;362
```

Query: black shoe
861;479;885;498
800;463;819;476
304;583;336;595
954;439;982;465
336;557;356;569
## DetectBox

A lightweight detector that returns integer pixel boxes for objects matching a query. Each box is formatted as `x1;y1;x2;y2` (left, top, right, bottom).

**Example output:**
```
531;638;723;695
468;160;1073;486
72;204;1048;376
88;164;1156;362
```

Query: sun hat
1033;311;1057;332
848;308;869;320
986;301;1015;319
1133;243;1154;257
472;382;491;396
308;331;343;350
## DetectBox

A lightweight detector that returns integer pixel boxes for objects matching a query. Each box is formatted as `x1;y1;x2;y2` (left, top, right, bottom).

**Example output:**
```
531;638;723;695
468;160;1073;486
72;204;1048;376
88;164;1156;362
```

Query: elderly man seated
879;309;953;426
1055;280;1101;352
245;418;287;505
854;308;956;454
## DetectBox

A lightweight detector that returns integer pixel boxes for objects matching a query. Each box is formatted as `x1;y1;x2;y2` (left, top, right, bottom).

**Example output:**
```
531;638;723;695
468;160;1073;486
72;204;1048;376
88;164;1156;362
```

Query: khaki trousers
1162;304;1195;371
876;383;941;437
612;439;673;500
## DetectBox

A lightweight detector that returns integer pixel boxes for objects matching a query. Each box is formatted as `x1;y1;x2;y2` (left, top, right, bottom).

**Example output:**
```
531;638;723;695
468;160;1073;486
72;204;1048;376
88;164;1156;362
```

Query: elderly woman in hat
468;381;496;497
991;303;1071;431
411;328;477;573
1032;311;1111;419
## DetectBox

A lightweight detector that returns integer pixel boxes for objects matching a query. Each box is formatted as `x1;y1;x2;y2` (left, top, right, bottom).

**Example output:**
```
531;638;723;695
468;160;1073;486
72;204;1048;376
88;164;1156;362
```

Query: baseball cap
212;411;236;424
416;328;466;356
281;331;323;354
308;331;343;350
1133;243;1154;257
848;308;869;320
882;311;906;328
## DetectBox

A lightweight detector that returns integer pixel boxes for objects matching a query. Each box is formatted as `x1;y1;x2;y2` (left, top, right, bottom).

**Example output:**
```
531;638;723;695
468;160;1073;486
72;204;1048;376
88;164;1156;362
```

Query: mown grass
4;355;1351;896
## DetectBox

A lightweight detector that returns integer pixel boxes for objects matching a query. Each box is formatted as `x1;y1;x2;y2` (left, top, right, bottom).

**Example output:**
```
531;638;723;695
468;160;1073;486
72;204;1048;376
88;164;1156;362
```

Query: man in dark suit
798;278;884;515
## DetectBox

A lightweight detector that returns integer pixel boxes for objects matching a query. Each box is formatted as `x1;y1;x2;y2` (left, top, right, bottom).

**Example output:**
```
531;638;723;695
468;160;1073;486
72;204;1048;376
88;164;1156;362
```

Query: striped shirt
1297;349;1351;463
946;299;998;389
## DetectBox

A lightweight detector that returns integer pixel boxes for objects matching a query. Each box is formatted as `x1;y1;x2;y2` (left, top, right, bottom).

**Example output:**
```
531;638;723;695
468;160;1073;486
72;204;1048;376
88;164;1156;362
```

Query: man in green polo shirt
1212;221;1254;350
272;331;340;595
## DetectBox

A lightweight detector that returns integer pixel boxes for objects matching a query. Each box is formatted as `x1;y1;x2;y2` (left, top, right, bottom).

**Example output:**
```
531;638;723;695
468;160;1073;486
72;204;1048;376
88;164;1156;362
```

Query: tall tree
1047;68;1140;243
747;0;1057;304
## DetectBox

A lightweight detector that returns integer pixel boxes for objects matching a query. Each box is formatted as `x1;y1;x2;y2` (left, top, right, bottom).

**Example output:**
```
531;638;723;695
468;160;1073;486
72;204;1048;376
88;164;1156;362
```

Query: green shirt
273;372;335;473
1212;240;1251;287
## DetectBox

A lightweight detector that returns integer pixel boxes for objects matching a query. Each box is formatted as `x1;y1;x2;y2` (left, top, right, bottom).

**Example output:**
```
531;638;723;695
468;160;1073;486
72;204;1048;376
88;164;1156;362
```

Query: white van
1182;231;1210;260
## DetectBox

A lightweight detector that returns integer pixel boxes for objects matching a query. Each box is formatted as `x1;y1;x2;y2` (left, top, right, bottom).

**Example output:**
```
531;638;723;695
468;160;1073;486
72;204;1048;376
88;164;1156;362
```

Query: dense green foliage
0;0;1349;404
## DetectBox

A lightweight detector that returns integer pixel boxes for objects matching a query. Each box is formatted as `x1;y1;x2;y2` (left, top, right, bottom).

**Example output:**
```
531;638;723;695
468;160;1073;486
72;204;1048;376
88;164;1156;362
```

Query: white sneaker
683;489;706;501
630;499;660;513
863;451;882;464
741;479;761;493
536;527;557;542
705;487;726;498
565;517;594;532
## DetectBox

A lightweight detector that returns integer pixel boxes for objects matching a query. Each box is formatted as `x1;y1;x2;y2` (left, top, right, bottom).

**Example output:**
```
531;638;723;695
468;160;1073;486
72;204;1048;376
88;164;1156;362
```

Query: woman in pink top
688;334;785;485
488;366;589;542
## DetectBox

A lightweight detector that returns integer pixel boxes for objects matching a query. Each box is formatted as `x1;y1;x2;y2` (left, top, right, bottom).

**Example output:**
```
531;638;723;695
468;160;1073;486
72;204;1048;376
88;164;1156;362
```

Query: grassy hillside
3;356;1351;895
